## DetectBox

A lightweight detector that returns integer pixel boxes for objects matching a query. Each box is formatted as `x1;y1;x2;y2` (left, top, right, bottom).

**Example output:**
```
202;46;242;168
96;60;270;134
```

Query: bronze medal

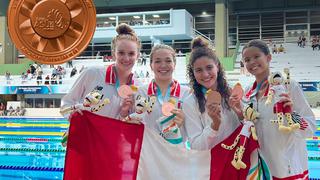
118;85;133;98
162;102;175;117
206;90;221;106
7;0;96;64
232;83;244;100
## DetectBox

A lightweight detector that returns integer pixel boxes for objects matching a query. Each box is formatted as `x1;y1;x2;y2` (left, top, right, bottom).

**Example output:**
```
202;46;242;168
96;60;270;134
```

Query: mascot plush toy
265;71;300;133
123;95;156;124
221;103;259;170
60;86;110;115
60;86;110;147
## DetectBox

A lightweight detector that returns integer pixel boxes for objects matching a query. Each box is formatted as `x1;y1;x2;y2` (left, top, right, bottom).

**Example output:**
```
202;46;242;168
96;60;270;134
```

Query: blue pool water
0;117;319;179
0;117;66;179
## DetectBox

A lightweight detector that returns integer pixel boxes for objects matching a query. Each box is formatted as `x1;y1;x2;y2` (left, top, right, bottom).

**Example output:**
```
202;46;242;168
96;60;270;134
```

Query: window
45;99;54;108
119;15;143;26
35;99;43;108
97;17;117;27
54;99;61;108
145;13;170;26
25;99;33;108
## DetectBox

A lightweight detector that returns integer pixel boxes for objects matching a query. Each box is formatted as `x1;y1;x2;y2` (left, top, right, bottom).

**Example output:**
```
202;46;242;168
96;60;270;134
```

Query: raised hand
171;108;185;127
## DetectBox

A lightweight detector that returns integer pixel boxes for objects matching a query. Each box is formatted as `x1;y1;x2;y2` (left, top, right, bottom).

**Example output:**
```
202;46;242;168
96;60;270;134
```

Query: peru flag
64;111;259;180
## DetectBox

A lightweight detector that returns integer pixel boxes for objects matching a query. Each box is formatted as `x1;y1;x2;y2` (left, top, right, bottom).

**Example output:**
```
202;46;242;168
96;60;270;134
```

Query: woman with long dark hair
183;37;241;150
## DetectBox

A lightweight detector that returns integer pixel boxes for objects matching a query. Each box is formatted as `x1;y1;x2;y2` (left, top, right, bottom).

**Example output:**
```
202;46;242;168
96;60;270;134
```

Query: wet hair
242;39;270;55
149;44;176;64
111;23;141;52
187;36;230;113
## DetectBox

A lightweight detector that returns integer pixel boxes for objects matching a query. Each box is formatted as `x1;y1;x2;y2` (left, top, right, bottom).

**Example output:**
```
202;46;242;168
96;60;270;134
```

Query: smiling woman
241;39;317;179
136;44;190;145
60;23;141;120
183;36;241;151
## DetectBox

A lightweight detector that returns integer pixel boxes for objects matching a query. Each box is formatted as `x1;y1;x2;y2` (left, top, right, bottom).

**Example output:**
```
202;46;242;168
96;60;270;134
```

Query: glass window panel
97;17;116;27
54;99;61;108
286;11;307;17
25;99;33;108
119;15;143;26
286;18;307;24
35;99;43;108
286;24;307;30
45;99;54;108
145;13;170;26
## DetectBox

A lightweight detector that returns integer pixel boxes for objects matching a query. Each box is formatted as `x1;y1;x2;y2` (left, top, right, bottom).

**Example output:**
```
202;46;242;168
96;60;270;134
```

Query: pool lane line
0;127;67;132
0;123;69;128
0;137;62;142
0;131;64;136
0;165;64;172
0;147;65;153
0;121;68;124
307;137;320;140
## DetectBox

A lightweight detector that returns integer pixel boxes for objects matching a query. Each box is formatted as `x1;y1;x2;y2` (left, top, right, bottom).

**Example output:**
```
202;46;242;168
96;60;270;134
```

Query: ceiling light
133;16;140;19
109;17;116;20
153;14;160;18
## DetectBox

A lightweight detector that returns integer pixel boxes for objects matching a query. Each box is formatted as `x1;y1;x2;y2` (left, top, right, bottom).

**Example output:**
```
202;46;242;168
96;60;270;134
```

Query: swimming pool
0;117;67;179
0;117;319;179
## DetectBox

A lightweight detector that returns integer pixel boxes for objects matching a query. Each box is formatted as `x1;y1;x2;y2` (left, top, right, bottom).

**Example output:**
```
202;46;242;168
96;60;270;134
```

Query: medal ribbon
147;79;181;106
105;64;134;91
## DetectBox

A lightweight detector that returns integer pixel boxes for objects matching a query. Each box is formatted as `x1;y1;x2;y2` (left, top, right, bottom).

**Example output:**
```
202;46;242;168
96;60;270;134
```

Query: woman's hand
171;109;185;127
206;103;221;131
120;95;134;118
279;93;293;109
229;94;244;120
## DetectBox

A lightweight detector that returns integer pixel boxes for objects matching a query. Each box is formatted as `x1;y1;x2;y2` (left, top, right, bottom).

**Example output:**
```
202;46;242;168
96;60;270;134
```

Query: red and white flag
64;111;258;180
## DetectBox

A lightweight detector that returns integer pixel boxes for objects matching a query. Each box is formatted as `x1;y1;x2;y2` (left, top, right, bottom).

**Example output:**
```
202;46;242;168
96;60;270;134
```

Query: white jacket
61;66;140;120
137;81;190;142
183;94;241;150
244;80;316;179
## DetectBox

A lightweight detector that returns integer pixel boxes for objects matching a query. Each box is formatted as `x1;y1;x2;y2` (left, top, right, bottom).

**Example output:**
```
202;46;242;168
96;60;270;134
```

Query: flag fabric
247;150;272;180
64;111;259;180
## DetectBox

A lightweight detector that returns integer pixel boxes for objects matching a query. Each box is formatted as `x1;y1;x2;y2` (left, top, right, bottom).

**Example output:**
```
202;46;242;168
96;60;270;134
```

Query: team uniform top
243;80;316;179
61;64;140;120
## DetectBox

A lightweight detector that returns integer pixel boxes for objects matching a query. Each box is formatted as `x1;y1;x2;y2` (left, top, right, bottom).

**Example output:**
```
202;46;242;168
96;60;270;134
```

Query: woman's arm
60;68;97;118
183;95;219;150
290;80;317;138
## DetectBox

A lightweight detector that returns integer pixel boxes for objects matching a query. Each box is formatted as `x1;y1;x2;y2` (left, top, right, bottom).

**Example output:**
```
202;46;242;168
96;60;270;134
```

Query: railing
0;75;79;86
96;9;172;29
261;38;285;45
193;29;214;47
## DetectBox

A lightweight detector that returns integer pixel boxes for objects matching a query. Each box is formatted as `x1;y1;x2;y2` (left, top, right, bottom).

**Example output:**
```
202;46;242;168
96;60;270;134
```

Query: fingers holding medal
205;90;222;129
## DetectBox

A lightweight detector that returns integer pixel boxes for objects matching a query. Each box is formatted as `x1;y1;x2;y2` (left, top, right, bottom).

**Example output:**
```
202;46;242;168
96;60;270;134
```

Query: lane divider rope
0;165;63;172
0;137;61;142
0;148;65;153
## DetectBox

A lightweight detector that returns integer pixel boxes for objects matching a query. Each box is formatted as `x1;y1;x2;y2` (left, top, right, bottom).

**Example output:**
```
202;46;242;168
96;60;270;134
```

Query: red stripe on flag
64;112;259;180
64;111;144;180
299;120;308;130
210;125;259;180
